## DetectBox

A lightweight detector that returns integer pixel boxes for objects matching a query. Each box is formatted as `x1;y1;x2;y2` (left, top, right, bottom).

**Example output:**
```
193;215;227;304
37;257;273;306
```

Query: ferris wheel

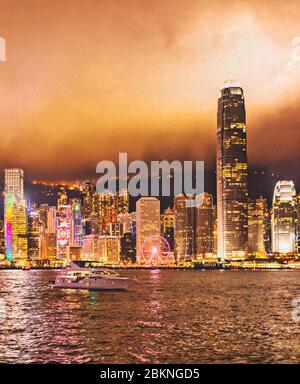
141;235;171;265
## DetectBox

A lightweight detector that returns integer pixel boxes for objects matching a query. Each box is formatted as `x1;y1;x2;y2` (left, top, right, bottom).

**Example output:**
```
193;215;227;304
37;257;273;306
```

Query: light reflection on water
0;269;299;363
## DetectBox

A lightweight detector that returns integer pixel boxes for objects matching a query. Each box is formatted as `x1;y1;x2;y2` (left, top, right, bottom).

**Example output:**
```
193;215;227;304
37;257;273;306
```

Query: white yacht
52;262;134;291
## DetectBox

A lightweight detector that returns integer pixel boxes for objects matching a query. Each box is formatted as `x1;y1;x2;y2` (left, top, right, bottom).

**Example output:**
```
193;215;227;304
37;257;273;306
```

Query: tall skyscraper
71;199;83;246
196;193;214;258
173;195;185;260
56;204;72;259
4;168;27;261
46;206;57;235
82;181;97;219
161;207;174;251
174;195;197;261
248;200;264;256
271;181;297;253
28;209;40;259
248;197;270;256
98;235;120;264
120;232;136;264
136;197;160;264
98;192;117;234
255;197;271;254
117;212;132;234
116;189;129;214
217;81;248;259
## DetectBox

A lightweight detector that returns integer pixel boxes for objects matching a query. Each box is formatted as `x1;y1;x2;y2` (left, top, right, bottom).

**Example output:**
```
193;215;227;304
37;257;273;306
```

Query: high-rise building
136;197;160;264
56;204;72;260
84;213;99;236
39;204;50;232
98;235;120;264
217;81;248;259
255;197;271;254
248;200;264;256
0;220;5;256
82;181;97;219
196;193;214;258
57;188;68;206
46;206;56;234
4;168;24;197
4;168;27;261
161;207;174;251
116;189;129;214
184;198;197;260
174;195;186;261
271;181;297;253
248;197;270;256
71;199;83;246
117;213;132;234
28;209;40;259
40;233;56;260
109;222;124;237
82;234;99;261
174;195;196;261
98;192;117;234
120;232;136;264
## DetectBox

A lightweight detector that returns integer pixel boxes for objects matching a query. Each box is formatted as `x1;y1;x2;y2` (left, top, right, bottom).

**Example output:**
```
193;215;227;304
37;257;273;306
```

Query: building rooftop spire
221;80;241;89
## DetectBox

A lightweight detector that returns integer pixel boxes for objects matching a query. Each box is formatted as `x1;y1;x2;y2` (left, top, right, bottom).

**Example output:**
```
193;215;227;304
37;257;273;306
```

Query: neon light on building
5;193;13;261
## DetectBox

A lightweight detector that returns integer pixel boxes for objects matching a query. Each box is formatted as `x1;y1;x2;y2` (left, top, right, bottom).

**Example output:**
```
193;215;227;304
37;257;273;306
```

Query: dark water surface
0;269;299;363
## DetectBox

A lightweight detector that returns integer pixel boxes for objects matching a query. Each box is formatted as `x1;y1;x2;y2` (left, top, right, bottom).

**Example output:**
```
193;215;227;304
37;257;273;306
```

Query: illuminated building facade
161;207;174;251
39;205;57;260
120;232;136;264
117;213;132;234
82;234;99;260
46;206;56;234
248;197;270;256
66;245;82;261
136;197;160;264
82;181;97;219
0;220;5;255
248;201;264;256
71;199;83;246
98;192;117;234
174;195;187;260
57;188;68;206
255;197;271;254
40;233;56;260
116;189;129;214
4;168;27;261
217;81;248;259
196;193;214;258
184;198;197;260
98;235;120;264
56;204;72;260
28;210;40;259
271;181;297;253
84;213;99;236
174;195;196;261
39;204;50;232
109;222;124;237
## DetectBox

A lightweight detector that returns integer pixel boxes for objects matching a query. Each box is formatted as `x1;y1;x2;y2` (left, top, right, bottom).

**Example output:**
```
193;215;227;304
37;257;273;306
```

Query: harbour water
0;269;299;363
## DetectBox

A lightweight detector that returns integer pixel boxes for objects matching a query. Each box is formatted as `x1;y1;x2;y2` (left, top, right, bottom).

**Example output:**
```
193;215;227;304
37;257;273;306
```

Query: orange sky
0;0;300;181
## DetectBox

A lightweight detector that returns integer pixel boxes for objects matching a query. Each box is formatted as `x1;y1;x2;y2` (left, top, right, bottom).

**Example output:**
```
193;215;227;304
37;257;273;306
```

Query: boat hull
53;277;130;291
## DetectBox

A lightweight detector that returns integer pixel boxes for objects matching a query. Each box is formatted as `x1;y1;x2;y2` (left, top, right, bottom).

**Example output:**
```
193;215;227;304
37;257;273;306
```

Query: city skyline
0;0;300;184
0;1;300;368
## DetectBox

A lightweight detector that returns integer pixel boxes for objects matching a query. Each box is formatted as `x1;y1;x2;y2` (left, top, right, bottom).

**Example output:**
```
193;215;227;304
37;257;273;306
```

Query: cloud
0;0;299;188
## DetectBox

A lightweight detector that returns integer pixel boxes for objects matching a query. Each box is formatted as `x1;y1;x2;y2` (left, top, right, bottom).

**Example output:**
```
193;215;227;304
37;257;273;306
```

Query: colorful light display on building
5;193;13;261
